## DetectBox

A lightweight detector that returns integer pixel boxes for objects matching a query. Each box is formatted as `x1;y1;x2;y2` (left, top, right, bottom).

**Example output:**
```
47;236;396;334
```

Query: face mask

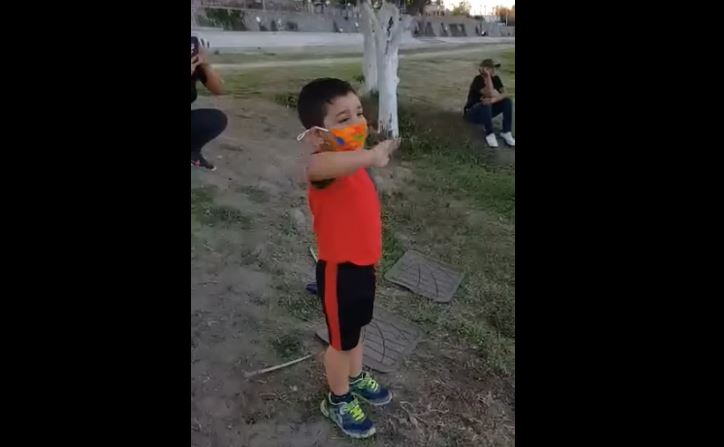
327;122;368;152
296;123;368;152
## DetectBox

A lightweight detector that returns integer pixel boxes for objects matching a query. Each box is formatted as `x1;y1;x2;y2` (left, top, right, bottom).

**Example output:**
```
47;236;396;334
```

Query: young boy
296;78;400;439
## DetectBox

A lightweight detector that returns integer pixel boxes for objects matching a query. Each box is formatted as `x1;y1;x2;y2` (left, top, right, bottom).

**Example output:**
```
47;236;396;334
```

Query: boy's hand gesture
370;138;401;168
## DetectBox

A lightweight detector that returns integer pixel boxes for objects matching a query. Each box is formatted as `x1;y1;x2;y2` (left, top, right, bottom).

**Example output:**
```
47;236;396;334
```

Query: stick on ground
244;354;313;379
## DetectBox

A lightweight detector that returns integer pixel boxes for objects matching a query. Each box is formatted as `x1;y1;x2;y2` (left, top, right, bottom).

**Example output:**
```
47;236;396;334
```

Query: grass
191;185;251;229
198;63;363;100
270;332;305;360
379;48;515;376
236;185;271;204
272;92;299;109
207;51;362;65
380;110;515;374
380;222;406;273
200;46;516;377
396;108;515;220
190;47;516;447
277;278;322;322
205;42;497;66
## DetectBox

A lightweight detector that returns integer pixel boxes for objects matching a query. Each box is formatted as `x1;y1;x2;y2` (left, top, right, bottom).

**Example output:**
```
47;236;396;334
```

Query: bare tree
359;0;405;137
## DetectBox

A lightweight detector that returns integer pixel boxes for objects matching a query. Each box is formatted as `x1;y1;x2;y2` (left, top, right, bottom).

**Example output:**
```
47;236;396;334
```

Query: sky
441;0;515;16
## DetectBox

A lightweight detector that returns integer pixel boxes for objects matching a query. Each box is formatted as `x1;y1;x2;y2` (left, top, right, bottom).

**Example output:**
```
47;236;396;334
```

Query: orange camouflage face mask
325;122;368;152
297;123;368;153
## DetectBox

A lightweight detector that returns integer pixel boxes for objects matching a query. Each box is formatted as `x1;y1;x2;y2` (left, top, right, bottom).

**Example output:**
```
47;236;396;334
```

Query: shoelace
341;399;366;422
355;374;380;392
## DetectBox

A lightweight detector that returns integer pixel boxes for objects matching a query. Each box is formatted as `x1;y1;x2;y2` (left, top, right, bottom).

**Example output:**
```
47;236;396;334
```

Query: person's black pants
191;109;227;157
464;98;513;135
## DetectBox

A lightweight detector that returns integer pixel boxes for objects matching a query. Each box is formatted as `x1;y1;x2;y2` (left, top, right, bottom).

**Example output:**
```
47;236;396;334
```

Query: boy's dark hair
297;78;357;129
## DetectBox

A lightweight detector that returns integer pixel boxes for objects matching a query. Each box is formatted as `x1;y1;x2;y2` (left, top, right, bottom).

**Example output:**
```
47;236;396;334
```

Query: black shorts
316;261;376;351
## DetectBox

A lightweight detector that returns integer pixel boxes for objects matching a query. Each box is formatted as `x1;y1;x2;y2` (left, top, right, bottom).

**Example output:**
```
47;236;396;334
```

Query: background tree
404;0;431;15
450;1;471;16
494;5;515;26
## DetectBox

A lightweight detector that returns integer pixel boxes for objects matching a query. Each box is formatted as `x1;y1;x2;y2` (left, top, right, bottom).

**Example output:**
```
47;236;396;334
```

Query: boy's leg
349;342;364;379
336;265;392;407
317;261;375;439
324;345;352;396
349;340;392;406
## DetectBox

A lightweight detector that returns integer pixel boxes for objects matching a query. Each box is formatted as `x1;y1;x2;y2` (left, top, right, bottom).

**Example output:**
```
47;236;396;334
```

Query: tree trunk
375;2;403;138
359;1;378;94
359;1;402;137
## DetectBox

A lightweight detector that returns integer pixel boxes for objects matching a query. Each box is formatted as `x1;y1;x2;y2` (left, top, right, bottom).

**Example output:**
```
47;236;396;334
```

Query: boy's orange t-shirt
308;169;381;266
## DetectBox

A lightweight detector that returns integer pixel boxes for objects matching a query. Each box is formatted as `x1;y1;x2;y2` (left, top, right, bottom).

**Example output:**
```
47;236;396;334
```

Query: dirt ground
191;47;515;447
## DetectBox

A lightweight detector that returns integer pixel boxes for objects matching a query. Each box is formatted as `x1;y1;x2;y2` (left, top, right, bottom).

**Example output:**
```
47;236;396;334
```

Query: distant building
423;4;445;16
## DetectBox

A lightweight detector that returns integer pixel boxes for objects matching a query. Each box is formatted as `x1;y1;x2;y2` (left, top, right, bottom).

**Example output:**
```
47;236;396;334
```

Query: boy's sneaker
191;154;216;171
501;132;516;147
320;394;376;439
350;371;392;406
485;133;499;148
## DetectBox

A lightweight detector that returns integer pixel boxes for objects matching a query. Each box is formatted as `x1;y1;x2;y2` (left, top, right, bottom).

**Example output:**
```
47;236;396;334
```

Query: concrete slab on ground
385;250;464;303
316;307;420;373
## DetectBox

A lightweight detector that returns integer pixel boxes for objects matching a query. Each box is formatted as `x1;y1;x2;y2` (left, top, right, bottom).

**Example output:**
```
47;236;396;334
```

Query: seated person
191;39;227;171
463;59;515;148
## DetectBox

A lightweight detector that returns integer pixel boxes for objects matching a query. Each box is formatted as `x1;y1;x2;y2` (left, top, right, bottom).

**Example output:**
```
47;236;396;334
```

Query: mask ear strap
296;126;329;142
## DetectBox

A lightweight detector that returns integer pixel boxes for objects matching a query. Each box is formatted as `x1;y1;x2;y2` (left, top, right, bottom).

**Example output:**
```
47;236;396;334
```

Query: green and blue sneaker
350;371;392;406
320;393;376;439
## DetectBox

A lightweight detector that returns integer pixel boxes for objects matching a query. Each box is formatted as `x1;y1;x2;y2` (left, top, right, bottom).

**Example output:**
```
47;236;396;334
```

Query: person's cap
480;59;501;69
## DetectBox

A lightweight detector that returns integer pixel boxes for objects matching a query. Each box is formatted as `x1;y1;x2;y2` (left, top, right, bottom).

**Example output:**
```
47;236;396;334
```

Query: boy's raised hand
370;138;401;168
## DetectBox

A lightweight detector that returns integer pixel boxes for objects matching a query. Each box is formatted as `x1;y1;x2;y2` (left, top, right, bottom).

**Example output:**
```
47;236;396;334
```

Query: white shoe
501;132;515;147
485;133;499;148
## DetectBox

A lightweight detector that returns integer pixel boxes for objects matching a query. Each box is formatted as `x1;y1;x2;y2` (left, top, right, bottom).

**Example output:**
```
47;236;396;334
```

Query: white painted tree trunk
374;2;403;138
359;1;403;138
359;1;378;94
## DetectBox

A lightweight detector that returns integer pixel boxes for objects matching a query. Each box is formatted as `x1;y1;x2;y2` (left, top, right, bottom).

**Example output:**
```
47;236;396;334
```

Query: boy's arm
307;139;400;181
308;150;375;181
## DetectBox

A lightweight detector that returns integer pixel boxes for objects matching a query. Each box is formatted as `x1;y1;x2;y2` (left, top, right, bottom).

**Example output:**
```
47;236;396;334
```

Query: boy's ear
314;130;336;153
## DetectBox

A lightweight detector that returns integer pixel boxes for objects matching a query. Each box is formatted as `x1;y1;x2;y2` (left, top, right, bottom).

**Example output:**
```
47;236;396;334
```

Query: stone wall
412;16;515;38
196;7;362;33
482;22;515;37
193;6;514;37
413;16;481;38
